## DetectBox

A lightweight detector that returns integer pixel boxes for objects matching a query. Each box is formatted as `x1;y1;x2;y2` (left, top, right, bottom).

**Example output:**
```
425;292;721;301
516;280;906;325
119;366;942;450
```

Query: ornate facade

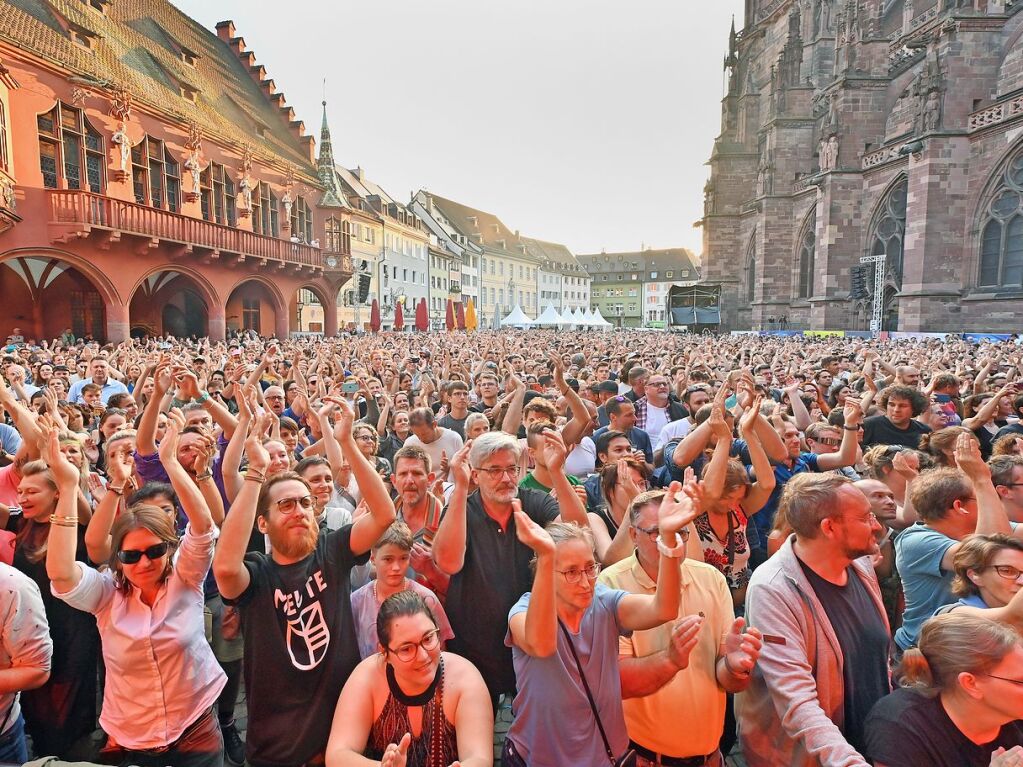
702;0;1023;332
0;2;352;342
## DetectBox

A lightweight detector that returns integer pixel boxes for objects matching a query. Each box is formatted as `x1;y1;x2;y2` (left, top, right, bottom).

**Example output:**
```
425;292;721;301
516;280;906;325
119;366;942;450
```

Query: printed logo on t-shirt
274;571;330;670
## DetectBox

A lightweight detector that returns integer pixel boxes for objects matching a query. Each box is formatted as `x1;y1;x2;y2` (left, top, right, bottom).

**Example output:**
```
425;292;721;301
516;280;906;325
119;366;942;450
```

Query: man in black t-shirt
861;385;931;450
432;430;589;704
214;402;395;767
437;380;470;439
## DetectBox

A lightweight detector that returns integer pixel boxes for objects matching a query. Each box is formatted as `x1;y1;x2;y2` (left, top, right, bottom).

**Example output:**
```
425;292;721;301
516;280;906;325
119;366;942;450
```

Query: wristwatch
657;531;686;558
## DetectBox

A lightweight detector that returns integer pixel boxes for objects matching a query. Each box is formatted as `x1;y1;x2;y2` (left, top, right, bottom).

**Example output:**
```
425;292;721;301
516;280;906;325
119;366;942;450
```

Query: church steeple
317;99;344;208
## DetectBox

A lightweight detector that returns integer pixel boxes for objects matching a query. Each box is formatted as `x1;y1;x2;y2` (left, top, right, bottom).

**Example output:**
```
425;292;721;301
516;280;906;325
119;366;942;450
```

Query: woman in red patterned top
695;396;776;612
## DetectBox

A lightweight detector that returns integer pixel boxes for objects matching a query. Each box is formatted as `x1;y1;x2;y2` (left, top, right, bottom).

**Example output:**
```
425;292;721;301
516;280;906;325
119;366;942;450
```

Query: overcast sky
172;0;743;257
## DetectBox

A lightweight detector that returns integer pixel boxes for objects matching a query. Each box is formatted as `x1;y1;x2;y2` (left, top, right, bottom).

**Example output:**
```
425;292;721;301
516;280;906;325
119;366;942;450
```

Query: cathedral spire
317;99;344;208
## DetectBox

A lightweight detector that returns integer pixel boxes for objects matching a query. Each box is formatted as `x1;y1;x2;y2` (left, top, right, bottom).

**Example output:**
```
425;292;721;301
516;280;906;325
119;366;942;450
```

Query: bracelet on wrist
195;472;213;482
196;391;211;405
107;485;124;496
657;531;686;558
842;425;859;431
49;514;79;526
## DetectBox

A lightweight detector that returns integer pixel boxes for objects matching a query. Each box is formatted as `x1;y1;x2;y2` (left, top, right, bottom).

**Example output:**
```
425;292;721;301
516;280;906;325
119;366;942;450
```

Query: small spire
317;98;344;207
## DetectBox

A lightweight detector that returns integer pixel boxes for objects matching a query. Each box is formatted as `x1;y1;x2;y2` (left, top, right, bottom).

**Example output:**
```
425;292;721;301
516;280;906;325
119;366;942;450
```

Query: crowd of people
0;327;1022;767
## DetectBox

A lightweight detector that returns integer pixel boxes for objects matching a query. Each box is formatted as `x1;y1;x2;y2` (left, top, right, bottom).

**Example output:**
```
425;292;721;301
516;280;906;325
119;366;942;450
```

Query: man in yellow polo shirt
600;489;762;767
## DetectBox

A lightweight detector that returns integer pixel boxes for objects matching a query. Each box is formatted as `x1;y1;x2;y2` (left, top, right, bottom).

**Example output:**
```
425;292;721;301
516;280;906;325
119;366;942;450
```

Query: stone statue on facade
0;179;15;213
183;121;203;202
109;87;132;181
704;179;715;214
819;134;840;171
237;145;253;217
282;166;295;228
913;46;945;134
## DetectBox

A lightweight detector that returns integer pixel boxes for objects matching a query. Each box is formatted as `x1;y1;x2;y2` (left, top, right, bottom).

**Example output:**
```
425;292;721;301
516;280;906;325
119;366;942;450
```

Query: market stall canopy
589;308;613;328
533;304;570;327
500;305;535;327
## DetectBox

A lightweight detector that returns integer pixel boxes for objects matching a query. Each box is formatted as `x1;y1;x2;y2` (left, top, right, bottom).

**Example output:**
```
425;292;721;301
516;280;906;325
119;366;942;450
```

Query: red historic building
0;1;352;342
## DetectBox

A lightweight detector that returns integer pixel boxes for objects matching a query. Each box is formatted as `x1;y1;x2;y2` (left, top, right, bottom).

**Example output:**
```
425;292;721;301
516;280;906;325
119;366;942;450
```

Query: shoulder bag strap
557;619;616;765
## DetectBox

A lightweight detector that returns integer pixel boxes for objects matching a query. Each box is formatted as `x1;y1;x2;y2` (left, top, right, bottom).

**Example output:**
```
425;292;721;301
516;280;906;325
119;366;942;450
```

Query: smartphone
342;382;359;394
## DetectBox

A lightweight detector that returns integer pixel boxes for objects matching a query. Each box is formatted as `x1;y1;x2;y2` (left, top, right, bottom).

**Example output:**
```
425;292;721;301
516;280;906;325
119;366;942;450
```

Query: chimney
215;20;235;42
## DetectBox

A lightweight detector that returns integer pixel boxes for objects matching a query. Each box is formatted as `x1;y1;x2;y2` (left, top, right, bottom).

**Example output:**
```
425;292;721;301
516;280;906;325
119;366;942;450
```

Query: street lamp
296;294;304;334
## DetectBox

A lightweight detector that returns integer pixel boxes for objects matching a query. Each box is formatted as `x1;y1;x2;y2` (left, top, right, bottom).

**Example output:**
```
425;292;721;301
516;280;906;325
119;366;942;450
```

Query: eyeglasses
619;477;652;490
884;445;906;455
647;381;669;388
984;565;1023;581
117;542;170;565
815;437;841;447
265;394;285;401
355;434;377;442
982;673;1023;686
274;495;315;515
634;524;690;543
557;563;602;584
475;466;518;479
387;628;441;663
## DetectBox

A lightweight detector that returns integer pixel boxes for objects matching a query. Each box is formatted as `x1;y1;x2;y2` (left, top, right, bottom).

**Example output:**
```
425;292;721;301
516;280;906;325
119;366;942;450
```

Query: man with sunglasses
805;423;860;480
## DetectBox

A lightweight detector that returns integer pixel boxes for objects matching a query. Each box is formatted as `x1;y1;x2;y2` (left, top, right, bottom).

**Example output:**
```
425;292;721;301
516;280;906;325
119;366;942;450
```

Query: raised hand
891;449;919;480
244;416;272;473
513;505;555;556
439;450;449;477
657;480;701;537
540;428;568;472
707;403;732;442
333;396;356;441
842;399;864;428
158;409;186;467
44;427;79;491
954;432;989;484
739;395;763;437
990;746;1023;767
153;361;174;397
721;617;762;677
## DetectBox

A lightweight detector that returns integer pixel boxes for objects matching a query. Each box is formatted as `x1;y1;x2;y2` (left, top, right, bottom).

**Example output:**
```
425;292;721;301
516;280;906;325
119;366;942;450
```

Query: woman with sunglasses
326;590;492;767
46;414;226;767
864;613;1023;767
502;484;697;767
938;534;1023;626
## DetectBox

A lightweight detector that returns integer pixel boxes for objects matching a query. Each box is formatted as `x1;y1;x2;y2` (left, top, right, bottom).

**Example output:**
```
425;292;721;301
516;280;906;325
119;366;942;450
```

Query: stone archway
129;269;217;339
226;277;288;339
0;251;120;341
292;284;331;334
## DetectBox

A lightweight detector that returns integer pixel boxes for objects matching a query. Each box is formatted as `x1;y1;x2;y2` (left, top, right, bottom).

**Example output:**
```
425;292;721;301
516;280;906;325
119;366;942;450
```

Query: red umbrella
415;298;429;332
370;299;381;332
445;299;455;331
394;301;405;331
455;301;466;330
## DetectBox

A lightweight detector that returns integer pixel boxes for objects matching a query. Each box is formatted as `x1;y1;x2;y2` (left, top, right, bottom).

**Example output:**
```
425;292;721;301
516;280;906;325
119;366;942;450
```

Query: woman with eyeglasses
864;613;1023;767
46;414;227;766
697;397;775;612
502;485;697;767
325;590;493;767
937;534;1023;626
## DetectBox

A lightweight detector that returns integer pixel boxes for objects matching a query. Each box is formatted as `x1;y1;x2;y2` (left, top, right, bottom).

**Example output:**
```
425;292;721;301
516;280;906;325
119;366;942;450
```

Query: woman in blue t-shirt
502;482;698;767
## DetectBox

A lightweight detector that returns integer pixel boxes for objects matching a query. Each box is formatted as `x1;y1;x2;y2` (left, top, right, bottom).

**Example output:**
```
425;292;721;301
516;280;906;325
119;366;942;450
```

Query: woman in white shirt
44;416;226;767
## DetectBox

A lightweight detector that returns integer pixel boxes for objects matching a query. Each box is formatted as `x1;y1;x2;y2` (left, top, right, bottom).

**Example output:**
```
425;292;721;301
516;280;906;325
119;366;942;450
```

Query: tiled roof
0;0;318;177
424;192;533;260
576;248;701;277
520;236;586;275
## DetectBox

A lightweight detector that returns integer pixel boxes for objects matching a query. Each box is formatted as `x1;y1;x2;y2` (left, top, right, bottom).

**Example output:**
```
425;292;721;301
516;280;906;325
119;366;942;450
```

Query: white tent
500;305;535;327
564;307;584;327
533;304;570;327
589;307;613;328
580;308;597;326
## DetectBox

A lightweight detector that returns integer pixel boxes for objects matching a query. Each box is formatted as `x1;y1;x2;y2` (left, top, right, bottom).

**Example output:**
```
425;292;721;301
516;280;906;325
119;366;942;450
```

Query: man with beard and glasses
737;473;891;767
213;400;396;767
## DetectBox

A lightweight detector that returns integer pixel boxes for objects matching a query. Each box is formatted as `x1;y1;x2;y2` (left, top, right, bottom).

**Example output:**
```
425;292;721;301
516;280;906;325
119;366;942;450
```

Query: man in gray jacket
737;473;891;767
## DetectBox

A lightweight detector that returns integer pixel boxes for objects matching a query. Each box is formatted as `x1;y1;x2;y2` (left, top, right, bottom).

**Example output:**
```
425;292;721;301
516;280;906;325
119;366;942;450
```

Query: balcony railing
48;189;332;269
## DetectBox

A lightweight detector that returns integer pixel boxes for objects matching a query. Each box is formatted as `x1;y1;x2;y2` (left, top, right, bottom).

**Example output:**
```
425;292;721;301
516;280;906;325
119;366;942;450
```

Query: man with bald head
894;365;921;388
854;478;903;633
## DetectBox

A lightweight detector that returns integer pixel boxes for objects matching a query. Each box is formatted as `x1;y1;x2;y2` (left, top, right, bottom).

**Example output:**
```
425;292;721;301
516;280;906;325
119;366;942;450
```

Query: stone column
323;298;338;337
208;303;226;342
275;310;289;341
105;301;130;343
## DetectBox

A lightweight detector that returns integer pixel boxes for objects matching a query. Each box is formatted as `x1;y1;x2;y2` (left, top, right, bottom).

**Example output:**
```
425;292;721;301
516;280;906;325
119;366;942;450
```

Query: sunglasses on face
274;495;315;515
117;542;170;565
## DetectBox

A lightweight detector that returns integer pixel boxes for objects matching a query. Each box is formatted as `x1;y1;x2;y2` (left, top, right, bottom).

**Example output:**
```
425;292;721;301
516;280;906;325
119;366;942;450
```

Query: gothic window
129;136;178;211
867;178;908;287
37;103;104;192
745;237;757;305
978;149;1023;288
200;162;236;226
797;212;816;298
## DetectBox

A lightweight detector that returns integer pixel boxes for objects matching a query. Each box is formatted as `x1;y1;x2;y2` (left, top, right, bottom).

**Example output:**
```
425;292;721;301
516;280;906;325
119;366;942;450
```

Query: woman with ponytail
864;613;1023;766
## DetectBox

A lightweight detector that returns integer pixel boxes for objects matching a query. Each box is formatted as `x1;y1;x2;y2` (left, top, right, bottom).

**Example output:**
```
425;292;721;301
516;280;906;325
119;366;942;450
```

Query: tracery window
867;178;908;288
979;150;1023;288
745;237;757;305
797;212;816;299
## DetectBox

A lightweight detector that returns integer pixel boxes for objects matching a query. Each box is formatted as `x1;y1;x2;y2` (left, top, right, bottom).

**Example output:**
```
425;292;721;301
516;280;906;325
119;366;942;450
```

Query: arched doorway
129;270;212;338
0;254;112;341
293;287;327;334
226;279;284;339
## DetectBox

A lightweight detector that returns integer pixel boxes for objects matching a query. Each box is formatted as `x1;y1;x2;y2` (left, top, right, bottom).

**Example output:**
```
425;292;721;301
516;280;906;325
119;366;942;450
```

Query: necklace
373;577;408;604
386;656;443;708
